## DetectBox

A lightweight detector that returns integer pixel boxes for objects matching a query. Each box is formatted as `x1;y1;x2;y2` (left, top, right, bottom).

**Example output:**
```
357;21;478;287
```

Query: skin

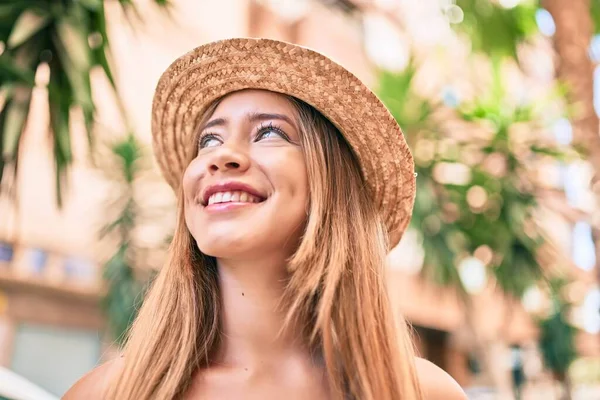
64;90;467;400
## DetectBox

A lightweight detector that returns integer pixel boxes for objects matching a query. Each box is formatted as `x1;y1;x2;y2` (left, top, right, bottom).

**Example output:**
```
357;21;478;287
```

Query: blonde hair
108;94;423;399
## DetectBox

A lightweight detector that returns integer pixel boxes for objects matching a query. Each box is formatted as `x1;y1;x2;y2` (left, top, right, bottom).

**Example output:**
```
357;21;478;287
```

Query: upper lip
201;181;266;205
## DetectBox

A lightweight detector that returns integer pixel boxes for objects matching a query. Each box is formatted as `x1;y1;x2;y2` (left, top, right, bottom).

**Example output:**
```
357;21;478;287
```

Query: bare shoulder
63;356;124;399
415;357;467;400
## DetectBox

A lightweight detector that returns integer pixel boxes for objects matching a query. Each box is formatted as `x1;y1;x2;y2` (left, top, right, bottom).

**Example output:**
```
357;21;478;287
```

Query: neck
212;254;311;369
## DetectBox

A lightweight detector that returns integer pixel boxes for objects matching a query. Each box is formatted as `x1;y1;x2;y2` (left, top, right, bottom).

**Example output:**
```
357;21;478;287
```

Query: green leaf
53;17;91;82
0;96;7;187
117;0;143;22
48;65;73;206
55;10;92;71
454;0;539;60
78;0;103;11
592;0;600;34
538;279;577;374
0;54;36;86
53;16;93;106
89;6;116;88
7;9;51;48
0;5;21;19
530;145;568;160
378;65;435;135
1;87;31;159
99;215;126;239
111;133;144;183
0;86;30;197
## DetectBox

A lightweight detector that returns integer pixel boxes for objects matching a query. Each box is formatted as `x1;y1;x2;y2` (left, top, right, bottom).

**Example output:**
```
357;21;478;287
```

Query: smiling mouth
206;190;265;206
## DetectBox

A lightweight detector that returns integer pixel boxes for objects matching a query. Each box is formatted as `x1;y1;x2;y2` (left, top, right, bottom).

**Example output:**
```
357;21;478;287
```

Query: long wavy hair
108;93;423;399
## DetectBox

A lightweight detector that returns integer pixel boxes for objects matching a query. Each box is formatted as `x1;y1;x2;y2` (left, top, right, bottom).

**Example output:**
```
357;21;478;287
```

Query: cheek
272;156;309;250
261;149;308;201
182;158;204;200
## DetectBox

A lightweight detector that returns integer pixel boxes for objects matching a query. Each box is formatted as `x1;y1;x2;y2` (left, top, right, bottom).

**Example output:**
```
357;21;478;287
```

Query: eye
255;123;289;142
199;133;222;149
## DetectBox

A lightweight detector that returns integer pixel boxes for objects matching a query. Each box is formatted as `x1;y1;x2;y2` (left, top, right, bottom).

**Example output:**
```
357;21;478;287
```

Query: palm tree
543;0;600;296
542;0;600;160
99;133;159;345
457;0;600;326
0;0;170;342
0;0;169;204
376;34;579;387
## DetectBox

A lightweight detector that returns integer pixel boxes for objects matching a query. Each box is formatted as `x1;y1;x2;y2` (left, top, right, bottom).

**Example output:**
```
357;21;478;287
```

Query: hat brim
151;38;415;247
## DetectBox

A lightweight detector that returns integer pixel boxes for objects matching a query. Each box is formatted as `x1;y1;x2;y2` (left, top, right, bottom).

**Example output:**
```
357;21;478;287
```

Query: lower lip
204;201;261;213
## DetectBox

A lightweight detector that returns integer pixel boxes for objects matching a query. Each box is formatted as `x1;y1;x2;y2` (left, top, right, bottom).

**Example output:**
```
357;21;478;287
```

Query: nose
207;144;250;174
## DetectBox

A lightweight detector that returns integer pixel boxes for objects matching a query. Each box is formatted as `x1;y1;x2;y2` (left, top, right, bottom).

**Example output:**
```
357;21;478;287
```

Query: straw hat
151;38;416;247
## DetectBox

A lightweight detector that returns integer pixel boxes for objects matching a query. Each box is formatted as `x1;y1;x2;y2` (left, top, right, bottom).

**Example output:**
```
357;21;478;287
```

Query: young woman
65;38;466;400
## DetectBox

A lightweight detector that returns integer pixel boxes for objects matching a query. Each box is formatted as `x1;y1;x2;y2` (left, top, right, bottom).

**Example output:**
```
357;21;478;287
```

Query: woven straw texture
151;38;416;247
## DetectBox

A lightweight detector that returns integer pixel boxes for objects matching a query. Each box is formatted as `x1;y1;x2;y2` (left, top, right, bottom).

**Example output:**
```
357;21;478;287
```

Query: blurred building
0;0;598;397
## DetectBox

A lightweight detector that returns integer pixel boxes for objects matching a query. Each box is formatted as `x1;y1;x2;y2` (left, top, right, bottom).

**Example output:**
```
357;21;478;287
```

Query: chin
197;235;255;258
193;222;262;256
194;226;303;260
187;207;307;259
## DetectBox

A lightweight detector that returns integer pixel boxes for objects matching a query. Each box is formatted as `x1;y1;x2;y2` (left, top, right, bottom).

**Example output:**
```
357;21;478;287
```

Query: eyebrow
200;112;296;132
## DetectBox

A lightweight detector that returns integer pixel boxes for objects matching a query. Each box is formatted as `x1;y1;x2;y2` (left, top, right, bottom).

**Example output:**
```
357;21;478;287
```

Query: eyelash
198;123;289;149
255;122;288;141
198;133;220;149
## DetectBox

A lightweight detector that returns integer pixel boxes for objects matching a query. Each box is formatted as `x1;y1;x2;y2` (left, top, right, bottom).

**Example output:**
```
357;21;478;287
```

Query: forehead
210;89;296;119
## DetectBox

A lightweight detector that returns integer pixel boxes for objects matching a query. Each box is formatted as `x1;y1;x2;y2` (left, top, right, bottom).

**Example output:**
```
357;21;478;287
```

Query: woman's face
183;90;309;260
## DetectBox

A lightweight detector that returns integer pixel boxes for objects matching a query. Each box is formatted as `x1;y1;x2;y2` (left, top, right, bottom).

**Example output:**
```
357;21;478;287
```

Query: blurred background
0;0;599;399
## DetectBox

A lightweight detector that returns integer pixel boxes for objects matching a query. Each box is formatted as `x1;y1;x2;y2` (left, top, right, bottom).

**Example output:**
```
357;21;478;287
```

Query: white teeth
207;190;261;205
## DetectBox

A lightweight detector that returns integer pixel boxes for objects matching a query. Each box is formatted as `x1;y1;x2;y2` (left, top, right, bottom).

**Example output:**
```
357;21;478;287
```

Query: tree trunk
554;370;573;400
562;372;573;400
543;0;600;315
543;0;600;161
